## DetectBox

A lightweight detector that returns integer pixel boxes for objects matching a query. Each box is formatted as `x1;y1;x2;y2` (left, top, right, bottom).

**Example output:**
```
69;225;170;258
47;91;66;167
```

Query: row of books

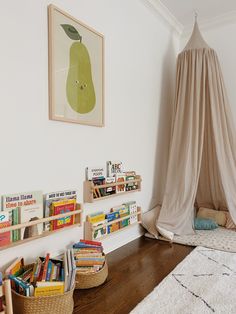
86;162;138;199
5;250;76;297
87;201;139;239
73;240;105;274
0;189;78;247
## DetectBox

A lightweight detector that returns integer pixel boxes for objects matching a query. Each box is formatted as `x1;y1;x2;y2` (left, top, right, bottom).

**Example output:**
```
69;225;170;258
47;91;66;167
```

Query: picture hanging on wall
48;4;104;127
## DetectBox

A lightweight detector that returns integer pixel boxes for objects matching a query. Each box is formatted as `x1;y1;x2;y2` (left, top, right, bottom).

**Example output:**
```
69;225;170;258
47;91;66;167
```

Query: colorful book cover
34;283;64;297
44;189;77;231
125;172;137;191
0;221;11;247
116;174;126;193
92;220;107;239
120;218;130;228
50;199;76;230
92;177;106;198
5;257;24;276
107;161;123;177
106;211;119;222
2;191;43;240
105;177;116;196
86;166;105;180
88;212;105;224
107;222;120;234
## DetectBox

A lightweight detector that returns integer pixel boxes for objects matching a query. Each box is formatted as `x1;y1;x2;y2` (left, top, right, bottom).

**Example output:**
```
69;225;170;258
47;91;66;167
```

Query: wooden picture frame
48;4;104;127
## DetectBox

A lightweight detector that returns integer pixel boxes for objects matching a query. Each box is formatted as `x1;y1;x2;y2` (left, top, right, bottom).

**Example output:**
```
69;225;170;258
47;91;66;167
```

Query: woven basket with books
11;285;74;314
73;239;108;289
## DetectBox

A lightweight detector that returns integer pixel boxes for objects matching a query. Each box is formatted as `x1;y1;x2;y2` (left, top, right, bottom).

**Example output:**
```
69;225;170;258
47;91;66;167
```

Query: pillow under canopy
194;218;218;230
197;207;227;226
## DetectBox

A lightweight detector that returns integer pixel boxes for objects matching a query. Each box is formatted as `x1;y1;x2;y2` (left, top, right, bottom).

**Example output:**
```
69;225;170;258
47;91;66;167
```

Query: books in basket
44;189;77;231
2;191;43;241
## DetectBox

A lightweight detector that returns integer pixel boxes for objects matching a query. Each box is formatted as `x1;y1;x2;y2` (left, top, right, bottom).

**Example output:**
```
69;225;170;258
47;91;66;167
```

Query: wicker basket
75;261;108;289
11;286;74;314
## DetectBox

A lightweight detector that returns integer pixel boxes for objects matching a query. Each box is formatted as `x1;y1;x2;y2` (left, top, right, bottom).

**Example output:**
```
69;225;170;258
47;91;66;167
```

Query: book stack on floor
73;240;108;289
73;240;105;274
6;251;75;297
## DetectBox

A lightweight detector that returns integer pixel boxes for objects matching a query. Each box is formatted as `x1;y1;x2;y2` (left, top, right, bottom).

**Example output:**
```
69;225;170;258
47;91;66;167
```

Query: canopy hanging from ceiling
156;22;236;240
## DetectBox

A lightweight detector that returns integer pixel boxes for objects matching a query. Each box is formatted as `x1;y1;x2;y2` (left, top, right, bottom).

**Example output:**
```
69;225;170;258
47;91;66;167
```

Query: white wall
0;0;178;269
181;22;236;121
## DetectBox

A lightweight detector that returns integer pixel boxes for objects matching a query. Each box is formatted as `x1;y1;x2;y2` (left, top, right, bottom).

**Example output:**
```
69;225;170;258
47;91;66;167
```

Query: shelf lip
92;221;142;240
92;178;142;189
0;222;82;251
93;189;141;202
91;208;142;230
0;208;83;233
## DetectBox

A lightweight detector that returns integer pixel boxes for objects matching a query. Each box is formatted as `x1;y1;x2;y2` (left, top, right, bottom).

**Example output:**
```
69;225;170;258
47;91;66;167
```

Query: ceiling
160;0;236;28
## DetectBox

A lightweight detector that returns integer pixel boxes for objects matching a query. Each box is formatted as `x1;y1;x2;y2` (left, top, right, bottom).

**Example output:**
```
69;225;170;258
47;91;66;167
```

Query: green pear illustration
61;24;96;114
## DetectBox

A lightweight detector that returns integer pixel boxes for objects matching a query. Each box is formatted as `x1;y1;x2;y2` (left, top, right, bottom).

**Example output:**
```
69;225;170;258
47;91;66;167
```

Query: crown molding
183;10;236;38
145;0;184;35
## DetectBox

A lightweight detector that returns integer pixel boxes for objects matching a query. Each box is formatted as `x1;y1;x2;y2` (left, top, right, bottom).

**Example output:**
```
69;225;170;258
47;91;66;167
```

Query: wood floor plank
73;236;194;314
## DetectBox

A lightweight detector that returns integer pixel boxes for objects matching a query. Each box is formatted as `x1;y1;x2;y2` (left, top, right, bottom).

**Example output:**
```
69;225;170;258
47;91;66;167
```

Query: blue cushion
194;218;218;230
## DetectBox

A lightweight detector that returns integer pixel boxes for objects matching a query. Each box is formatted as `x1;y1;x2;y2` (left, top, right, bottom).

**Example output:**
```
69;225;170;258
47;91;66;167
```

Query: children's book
44;190;77;231
88;212;106;224
107;161;123;177
92;177;106;198
2;191;43;240
85;166;105;180
116;174;126;193
50;199;76;230
5;257;24;276
0;221;11;247
92;220;107;239
125;172;137;191
105;177;116;196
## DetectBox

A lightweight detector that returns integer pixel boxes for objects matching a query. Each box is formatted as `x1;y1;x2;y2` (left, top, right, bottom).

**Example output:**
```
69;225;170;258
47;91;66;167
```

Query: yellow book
34;284;64;297
88;214;105;224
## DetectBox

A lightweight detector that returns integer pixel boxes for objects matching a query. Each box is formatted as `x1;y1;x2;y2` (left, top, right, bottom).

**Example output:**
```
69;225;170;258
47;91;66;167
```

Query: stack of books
6;251;76;297
73;240;105;274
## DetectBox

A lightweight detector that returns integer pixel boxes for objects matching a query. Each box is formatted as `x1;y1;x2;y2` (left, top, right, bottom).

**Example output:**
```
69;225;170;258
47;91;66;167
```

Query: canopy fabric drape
156;22;236;240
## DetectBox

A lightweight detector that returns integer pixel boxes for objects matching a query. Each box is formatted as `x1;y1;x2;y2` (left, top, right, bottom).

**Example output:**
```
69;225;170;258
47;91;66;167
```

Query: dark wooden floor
73;236;193;314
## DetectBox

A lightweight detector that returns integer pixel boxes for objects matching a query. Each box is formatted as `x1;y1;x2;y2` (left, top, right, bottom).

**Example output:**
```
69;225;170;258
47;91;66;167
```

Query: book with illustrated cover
86;166;105;180
115;174;126;193
88;212;105;224
105;177;116;196
44;189;77;231
92;220;107;239
0;220;11;247
107;161;123;177
50;199;76;230
125;171;138;191
2;191;43;240
92;177;106;198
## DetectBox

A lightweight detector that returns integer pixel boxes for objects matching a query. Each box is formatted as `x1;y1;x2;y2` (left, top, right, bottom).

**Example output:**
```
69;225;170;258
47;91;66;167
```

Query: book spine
42;254;50;281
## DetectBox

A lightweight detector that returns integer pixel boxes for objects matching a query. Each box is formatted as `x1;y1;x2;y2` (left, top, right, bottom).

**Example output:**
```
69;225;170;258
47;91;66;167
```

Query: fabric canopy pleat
156;23;236;239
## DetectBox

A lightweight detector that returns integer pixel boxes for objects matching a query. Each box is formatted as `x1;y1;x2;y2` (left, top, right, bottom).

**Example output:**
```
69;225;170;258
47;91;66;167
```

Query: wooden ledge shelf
84;207;142;241
83;175;142;203
0;204;83;251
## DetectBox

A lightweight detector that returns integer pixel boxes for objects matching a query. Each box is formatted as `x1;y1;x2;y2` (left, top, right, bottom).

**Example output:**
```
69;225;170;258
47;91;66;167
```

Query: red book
0;221;11;247
41;253;50;281
50;200;76;230
80;239;102;246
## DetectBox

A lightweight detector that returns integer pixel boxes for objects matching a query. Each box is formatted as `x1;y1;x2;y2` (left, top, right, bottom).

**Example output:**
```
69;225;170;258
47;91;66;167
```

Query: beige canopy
156;22;236;240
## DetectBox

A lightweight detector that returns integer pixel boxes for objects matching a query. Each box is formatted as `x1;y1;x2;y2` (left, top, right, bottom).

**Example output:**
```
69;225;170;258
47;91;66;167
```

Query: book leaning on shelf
1;191;43;242
49;199;76;231
44;189;77;231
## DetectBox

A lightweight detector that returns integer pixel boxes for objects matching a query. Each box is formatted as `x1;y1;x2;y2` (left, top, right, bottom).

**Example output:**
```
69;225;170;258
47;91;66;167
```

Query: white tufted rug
131;246;236;314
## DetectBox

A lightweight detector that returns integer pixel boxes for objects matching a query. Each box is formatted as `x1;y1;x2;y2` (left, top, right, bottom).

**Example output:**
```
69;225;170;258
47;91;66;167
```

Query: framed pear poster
48;5;104;126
